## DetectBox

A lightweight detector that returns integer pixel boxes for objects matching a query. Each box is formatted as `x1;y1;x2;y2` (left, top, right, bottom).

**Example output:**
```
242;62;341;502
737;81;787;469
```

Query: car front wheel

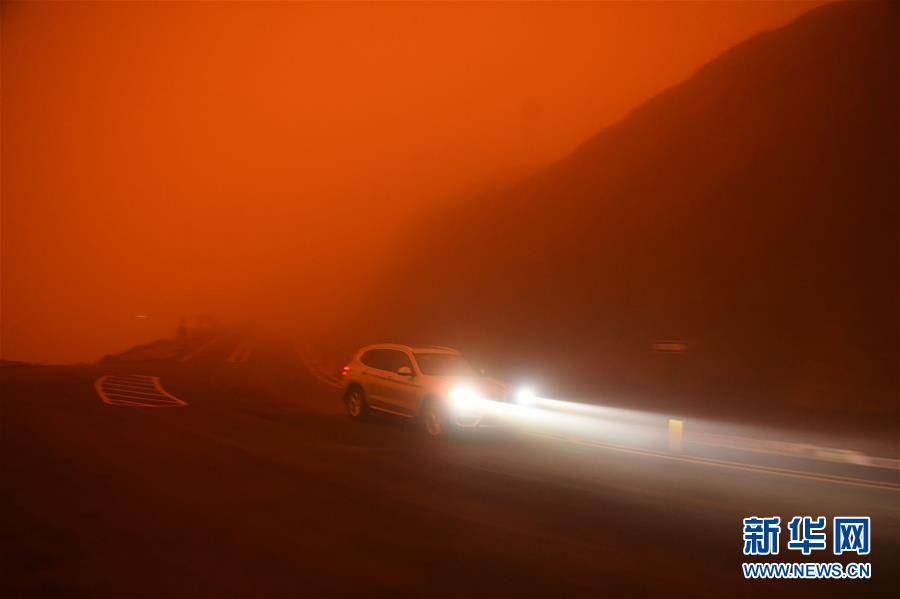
421;399;448;438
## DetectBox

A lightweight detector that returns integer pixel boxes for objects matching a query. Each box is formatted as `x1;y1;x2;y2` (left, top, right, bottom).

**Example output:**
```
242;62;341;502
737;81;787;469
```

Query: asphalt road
2;336;898;597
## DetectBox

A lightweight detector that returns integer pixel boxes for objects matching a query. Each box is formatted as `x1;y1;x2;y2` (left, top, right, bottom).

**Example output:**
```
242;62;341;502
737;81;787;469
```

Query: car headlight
515;387;536;405
449;386;481;411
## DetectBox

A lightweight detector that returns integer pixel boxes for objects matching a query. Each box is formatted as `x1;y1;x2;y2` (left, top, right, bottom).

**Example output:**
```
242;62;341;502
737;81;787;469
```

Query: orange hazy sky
1;1;826;363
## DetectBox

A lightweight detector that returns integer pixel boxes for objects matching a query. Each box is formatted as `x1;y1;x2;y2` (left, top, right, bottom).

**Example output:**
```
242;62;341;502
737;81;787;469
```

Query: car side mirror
397;366;414;377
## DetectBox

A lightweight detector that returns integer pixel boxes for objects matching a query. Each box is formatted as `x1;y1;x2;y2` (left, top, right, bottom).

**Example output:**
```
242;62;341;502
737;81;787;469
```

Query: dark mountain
366;1;898;421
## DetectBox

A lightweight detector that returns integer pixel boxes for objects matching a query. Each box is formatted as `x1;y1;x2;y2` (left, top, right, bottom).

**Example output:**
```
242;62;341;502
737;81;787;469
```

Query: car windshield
414;353;476;376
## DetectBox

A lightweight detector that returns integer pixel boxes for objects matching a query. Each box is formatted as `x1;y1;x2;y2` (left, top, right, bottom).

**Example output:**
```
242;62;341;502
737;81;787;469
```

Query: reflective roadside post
652;340;688;454
668;418;684;453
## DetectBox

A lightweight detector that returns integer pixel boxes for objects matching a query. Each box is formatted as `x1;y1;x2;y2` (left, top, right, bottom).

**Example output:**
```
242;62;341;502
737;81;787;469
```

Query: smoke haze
2;1;823;362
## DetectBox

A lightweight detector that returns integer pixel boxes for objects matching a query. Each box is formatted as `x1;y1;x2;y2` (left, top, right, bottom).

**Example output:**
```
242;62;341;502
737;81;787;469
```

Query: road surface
2;334;897;597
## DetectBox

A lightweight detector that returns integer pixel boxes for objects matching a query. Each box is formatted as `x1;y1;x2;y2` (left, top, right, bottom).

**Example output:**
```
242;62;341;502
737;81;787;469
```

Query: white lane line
97;390;182;407
104;398;162;408
226;338;248;363
104;398;181;407
301;355;343;389
103;389;179;400
689;431;900;471
178;333;226;362
101;381;163;391
150;377;188;405
102;391;179;402
226;340;243;363
101;380;157;387
95;375;187;408
102;381;158;390
527;432;900;492
101;383;163;394
238;338;256;363
108;375;155;382
226;337;256;363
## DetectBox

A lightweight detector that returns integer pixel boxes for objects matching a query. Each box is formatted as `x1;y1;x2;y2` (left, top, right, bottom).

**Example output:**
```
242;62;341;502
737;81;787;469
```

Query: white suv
341;344;520;438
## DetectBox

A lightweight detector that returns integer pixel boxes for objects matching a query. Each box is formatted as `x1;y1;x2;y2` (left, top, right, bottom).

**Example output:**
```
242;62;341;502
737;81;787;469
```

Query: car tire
421;398;449;439
345;385;368;420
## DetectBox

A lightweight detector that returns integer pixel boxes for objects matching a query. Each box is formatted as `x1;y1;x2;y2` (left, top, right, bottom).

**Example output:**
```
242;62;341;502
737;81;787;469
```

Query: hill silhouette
364;1;898;424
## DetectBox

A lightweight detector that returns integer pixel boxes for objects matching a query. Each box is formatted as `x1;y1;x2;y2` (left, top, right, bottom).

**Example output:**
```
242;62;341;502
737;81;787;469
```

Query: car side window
387;350;413;373
360;349;390;371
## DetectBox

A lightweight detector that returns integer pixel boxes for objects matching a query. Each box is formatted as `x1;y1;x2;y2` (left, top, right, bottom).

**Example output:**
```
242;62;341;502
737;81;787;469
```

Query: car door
358;349;393;409
366;349;418;416
385;350;422;415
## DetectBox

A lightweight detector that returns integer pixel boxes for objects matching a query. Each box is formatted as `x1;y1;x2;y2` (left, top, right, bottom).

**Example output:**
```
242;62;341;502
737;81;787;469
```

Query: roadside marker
669;419;684;453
